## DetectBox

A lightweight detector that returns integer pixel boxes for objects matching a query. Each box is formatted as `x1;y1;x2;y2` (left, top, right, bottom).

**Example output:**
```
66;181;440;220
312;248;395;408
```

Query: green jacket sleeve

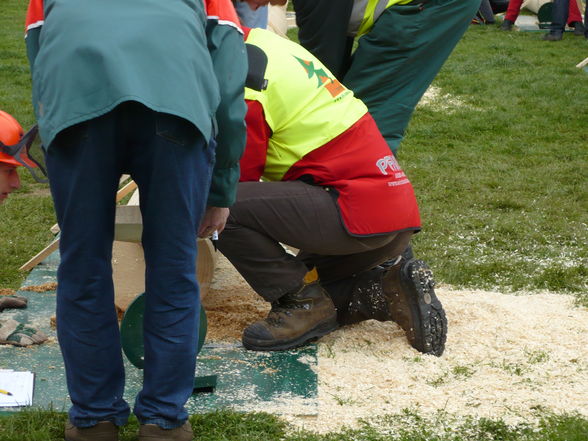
206;21;247;207
26;27;41;73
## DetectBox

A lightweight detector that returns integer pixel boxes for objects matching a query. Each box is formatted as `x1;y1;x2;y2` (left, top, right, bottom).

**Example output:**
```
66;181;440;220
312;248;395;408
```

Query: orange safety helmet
0;110;25;167
0;110;47;182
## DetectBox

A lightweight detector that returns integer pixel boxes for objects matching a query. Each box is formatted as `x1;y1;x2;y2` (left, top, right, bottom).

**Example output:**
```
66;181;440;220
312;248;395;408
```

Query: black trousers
292;0;355;79
217;181;413;303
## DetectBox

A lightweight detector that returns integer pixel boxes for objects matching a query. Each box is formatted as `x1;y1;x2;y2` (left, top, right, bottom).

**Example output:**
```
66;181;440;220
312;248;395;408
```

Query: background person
289;0;479;155
0;110;27;204
215;27;447;356
542;0;587;40
232;0;287;29
0;110;48;346
24;1;246;441
500;0;585;33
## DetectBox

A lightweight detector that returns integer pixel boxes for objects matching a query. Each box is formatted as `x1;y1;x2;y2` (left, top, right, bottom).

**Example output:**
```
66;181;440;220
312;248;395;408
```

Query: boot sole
399;259;447;356
242;316;338;351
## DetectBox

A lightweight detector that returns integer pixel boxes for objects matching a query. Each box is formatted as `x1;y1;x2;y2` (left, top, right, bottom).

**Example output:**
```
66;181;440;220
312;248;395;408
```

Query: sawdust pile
20;282;58;293
205;255;588;433
203;256;268;341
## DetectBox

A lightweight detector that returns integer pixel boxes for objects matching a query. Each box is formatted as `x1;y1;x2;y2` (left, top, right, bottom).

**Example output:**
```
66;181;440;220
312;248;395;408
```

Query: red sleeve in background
25;0;44;34
240;100;270;182
204;0;243;30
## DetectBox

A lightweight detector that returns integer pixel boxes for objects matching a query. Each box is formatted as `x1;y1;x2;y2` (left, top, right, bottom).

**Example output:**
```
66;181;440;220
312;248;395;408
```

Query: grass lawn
0;0;587;439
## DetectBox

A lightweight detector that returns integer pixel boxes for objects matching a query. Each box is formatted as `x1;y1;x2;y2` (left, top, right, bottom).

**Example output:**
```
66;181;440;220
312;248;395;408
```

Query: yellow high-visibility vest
244;28;367;181
355;0;413;37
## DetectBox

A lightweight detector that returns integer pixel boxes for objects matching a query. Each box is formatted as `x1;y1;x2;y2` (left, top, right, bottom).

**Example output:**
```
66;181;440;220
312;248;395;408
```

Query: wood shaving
205;255;588;433
20;282;58;292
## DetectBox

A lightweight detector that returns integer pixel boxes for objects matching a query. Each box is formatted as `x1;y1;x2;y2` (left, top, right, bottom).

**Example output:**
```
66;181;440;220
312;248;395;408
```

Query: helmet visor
0;125;48;184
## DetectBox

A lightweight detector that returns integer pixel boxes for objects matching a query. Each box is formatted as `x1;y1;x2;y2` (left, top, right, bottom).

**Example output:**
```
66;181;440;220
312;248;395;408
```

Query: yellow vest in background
355;0;412;37
244;28;367;181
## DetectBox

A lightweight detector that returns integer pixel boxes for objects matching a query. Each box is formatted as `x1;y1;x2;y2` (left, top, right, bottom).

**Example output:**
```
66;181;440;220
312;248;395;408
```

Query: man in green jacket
25;0;246;440
256;0;479;154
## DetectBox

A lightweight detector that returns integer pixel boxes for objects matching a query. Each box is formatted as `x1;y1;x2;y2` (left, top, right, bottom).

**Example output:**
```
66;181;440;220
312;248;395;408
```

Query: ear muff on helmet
245;43;268;92
0;111;48;183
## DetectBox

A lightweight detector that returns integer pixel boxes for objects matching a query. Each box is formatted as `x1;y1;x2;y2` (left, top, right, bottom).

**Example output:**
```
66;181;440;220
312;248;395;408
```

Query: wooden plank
576;56;588;69
114;205;143;243
48;176;135;235
21;180;138;271
115;180;138;203
19;238;60;271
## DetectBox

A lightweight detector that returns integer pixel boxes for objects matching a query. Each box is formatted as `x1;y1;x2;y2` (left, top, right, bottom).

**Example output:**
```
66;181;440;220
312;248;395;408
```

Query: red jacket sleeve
239;100;271;182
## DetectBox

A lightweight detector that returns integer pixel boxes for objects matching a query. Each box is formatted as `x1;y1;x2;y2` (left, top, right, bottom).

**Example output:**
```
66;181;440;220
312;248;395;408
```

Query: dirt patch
205;255;588;433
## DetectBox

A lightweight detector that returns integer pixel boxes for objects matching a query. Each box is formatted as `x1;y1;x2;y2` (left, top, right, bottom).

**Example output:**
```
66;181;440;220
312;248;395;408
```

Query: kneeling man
212;28;447;356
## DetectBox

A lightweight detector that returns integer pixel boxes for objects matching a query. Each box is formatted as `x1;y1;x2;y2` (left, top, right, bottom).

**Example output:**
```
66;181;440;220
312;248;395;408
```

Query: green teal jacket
25;0;246;207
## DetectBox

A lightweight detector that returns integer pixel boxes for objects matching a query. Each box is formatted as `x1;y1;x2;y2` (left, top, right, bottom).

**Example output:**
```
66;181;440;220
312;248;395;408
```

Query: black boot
242;282;338;351
572;21;586;36
500;19;514;31
330;258;447;356
382;259;447;356
543;32;563;41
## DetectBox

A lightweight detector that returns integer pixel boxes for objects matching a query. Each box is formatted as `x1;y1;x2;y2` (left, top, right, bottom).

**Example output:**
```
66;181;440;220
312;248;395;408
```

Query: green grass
1;408;588;441
1;1;587;439
402;26;588;300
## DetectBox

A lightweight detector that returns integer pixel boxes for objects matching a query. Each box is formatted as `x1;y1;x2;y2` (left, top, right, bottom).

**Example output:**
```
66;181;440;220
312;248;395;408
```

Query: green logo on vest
293;56;345;98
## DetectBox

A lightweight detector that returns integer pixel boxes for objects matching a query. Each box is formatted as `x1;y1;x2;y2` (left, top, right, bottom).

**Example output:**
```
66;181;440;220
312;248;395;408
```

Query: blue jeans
550;0;569;34
234;2;268;28
45;102;213;429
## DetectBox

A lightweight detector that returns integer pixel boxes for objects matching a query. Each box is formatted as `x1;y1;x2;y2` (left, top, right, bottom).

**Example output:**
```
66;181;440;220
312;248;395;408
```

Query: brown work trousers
216;181;413;303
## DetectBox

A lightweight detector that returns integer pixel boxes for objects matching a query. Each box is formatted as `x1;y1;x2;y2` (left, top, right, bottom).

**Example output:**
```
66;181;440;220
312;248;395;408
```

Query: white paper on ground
0;369;35;407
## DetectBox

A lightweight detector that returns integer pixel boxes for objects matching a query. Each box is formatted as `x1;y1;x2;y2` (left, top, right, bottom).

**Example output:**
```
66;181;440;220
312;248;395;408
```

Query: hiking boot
382;259;447;356
543;32;563;41
572;21;586;35
500;19;514;31
138;421;193;441
242;282;338;351
65;421;118;441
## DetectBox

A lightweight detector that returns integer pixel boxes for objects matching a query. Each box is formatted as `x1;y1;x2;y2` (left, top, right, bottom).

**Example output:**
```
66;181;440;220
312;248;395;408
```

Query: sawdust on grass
20;282;58;293
206;254;588;433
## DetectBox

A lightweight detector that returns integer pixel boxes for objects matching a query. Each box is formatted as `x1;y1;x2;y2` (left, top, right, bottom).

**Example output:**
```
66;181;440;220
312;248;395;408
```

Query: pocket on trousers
50;121;89;151
371;3;425;47
155;113;197;147
391;2;425;15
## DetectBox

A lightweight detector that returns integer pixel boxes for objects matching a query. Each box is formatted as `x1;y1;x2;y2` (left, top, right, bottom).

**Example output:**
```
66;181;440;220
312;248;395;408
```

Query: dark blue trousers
45;102;213;429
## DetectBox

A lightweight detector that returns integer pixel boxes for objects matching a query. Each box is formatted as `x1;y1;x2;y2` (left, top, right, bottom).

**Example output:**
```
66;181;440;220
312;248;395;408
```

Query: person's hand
198;206;230;238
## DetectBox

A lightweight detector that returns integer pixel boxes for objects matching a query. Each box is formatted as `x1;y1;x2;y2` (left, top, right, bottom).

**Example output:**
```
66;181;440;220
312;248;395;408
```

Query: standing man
25;1;246;441
290;0;480;155
216;27;447;356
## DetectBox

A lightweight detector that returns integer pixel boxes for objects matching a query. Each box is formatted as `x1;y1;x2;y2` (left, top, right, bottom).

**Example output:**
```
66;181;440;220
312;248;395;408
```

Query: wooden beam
21;180;138;271
19;238;60;271
577;56;588;69
48;175;134;235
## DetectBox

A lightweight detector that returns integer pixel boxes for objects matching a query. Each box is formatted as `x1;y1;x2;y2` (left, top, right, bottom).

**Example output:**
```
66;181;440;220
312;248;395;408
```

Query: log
112;238;217;312
112;188;217;311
